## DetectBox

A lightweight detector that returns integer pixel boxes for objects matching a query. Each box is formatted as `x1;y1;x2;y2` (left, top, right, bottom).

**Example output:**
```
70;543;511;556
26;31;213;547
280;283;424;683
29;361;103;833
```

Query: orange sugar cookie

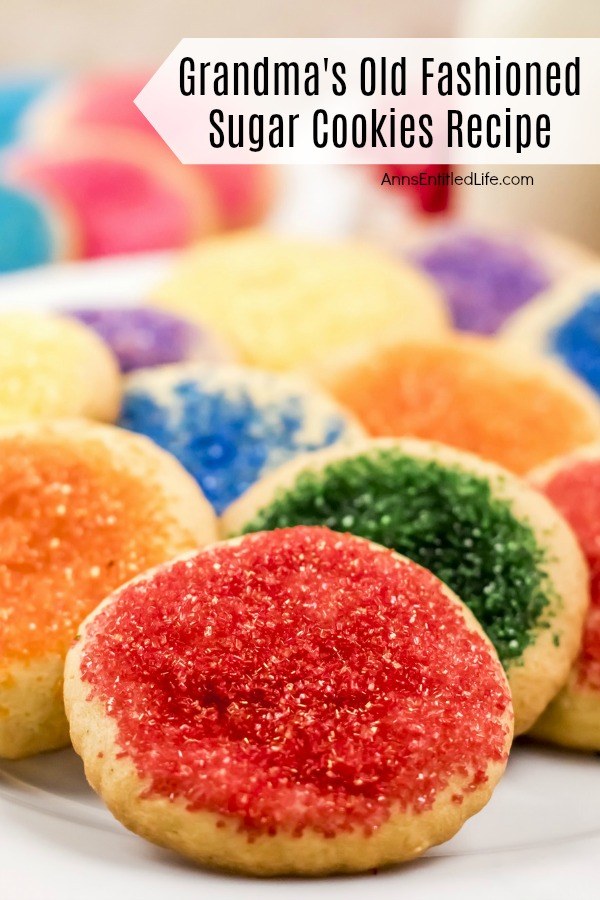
317;336;600;474
0;421;217;759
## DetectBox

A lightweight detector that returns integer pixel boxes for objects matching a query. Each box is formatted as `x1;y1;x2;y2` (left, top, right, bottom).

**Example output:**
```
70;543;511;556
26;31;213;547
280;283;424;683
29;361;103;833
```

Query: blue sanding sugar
0;183;56;272
412;230;551;335
119;368;362;513
550;291;600;394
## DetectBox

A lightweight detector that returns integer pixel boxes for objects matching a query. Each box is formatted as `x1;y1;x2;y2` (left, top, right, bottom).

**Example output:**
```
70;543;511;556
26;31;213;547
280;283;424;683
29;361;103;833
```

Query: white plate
1;168;599;899
1;742;599;900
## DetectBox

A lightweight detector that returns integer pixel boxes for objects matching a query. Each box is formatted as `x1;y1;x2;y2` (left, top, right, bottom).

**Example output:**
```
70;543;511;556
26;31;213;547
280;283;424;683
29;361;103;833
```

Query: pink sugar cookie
29;72;274;232
6;135;218;258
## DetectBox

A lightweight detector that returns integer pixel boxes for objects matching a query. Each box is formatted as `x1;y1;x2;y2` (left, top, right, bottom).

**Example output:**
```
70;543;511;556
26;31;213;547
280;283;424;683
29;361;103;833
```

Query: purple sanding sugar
68;307;230;373
411;230;552;335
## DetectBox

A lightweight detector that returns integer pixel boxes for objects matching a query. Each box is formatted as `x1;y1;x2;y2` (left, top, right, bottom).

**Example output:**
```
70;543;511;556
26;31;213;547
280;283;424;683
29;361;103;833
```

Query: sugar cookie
27;72;273;230
0;312;120;425
405;223;592;334
529;445;600;750
6;134;218;258
68;307;234;373
153;232;448;371
223;438;588;734
119;363;365;514
0;75;51;148
317;335;600;474
65;526;512;875
0;183;72;272
0;421;216;758
501;268;600;397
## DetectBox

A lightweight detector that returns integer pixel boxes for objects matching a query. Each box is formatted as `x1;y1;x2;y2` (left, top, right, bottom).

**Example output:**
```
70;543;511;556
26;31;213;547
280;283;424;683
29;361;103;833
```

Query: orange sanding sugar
0;431;197;663
325;339;600;474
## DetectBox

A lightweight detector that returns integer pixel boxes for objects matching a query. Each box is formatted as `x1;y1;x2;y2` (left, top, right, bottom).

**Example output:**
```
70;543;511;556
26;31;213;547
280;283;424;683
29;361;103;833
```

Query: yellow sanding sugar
0;312;120;425
152;232;448;371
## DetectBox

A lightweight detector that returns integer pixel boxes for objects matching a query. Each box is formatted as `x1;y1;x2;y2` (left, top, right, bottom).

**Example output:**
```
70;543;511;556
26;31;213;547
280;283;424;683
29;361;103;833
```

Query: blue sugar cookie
501;271;600;396
550;292;600;395
0;75;52;148
119;364;365;514
0;183;62;272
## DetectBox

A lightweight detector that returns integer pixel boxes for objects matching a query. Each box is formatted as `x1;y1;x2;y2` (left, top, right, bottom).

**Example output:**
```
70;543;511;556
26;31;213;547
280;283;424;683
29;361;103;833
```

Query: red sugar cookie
530;446;600;750
65;526;512;875
202;164;274;230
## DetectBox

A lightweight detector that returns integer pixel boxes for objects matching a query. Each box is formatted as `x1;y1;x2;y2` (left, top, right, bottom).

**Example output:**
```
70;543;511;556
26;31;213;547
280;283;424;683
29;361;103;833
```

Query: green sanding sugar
239;449;552;668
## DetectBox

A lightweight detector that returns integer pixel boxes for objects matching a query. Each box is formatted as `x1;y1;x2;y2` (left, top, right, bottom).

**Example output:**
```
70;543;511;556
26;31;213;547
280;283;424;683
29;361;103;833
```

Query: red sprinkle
541;460;600;690
80;526;511;837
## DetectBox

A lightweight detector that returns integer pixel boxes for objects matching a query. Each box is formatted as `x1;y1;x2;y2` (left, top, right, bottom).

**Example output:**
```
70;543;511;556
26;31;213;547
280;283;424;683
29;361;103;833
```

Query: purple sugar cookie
68;307;233;373
406;224;589;335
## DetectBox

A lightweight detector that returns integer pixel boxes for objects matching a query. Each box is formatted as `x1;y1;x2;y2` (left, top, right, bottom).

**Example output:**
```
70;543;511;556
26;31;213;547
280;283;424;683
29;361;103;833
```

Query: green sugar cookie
223;438;588;734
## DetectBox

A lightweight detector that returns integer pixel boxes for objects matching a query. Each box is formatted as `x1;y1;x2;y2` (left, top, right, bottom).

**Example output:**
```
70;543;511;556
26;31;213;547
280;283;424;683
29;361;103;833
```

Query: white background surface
1;166;599;899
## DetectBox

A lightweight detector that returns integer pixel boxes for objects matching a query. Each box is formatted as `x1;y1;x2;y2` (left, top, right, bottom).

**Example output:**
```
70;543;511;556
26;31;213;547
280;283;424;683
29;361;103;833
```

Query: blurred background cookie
501;268;600;398
0;182;74;272
316;335;600;474
25;71;275;232
0;73;54;149
4;135;219;258
153;232;448;371
0;70;276;272
402;223;593;335
67;307;234;373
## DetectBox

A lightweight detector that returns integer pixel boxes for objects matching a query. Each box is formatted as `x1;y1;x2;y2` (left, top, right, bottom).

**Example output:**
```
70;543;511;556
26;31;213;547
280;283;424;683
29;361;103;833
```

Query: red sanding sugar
80;526;511;837
541;460;600;690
